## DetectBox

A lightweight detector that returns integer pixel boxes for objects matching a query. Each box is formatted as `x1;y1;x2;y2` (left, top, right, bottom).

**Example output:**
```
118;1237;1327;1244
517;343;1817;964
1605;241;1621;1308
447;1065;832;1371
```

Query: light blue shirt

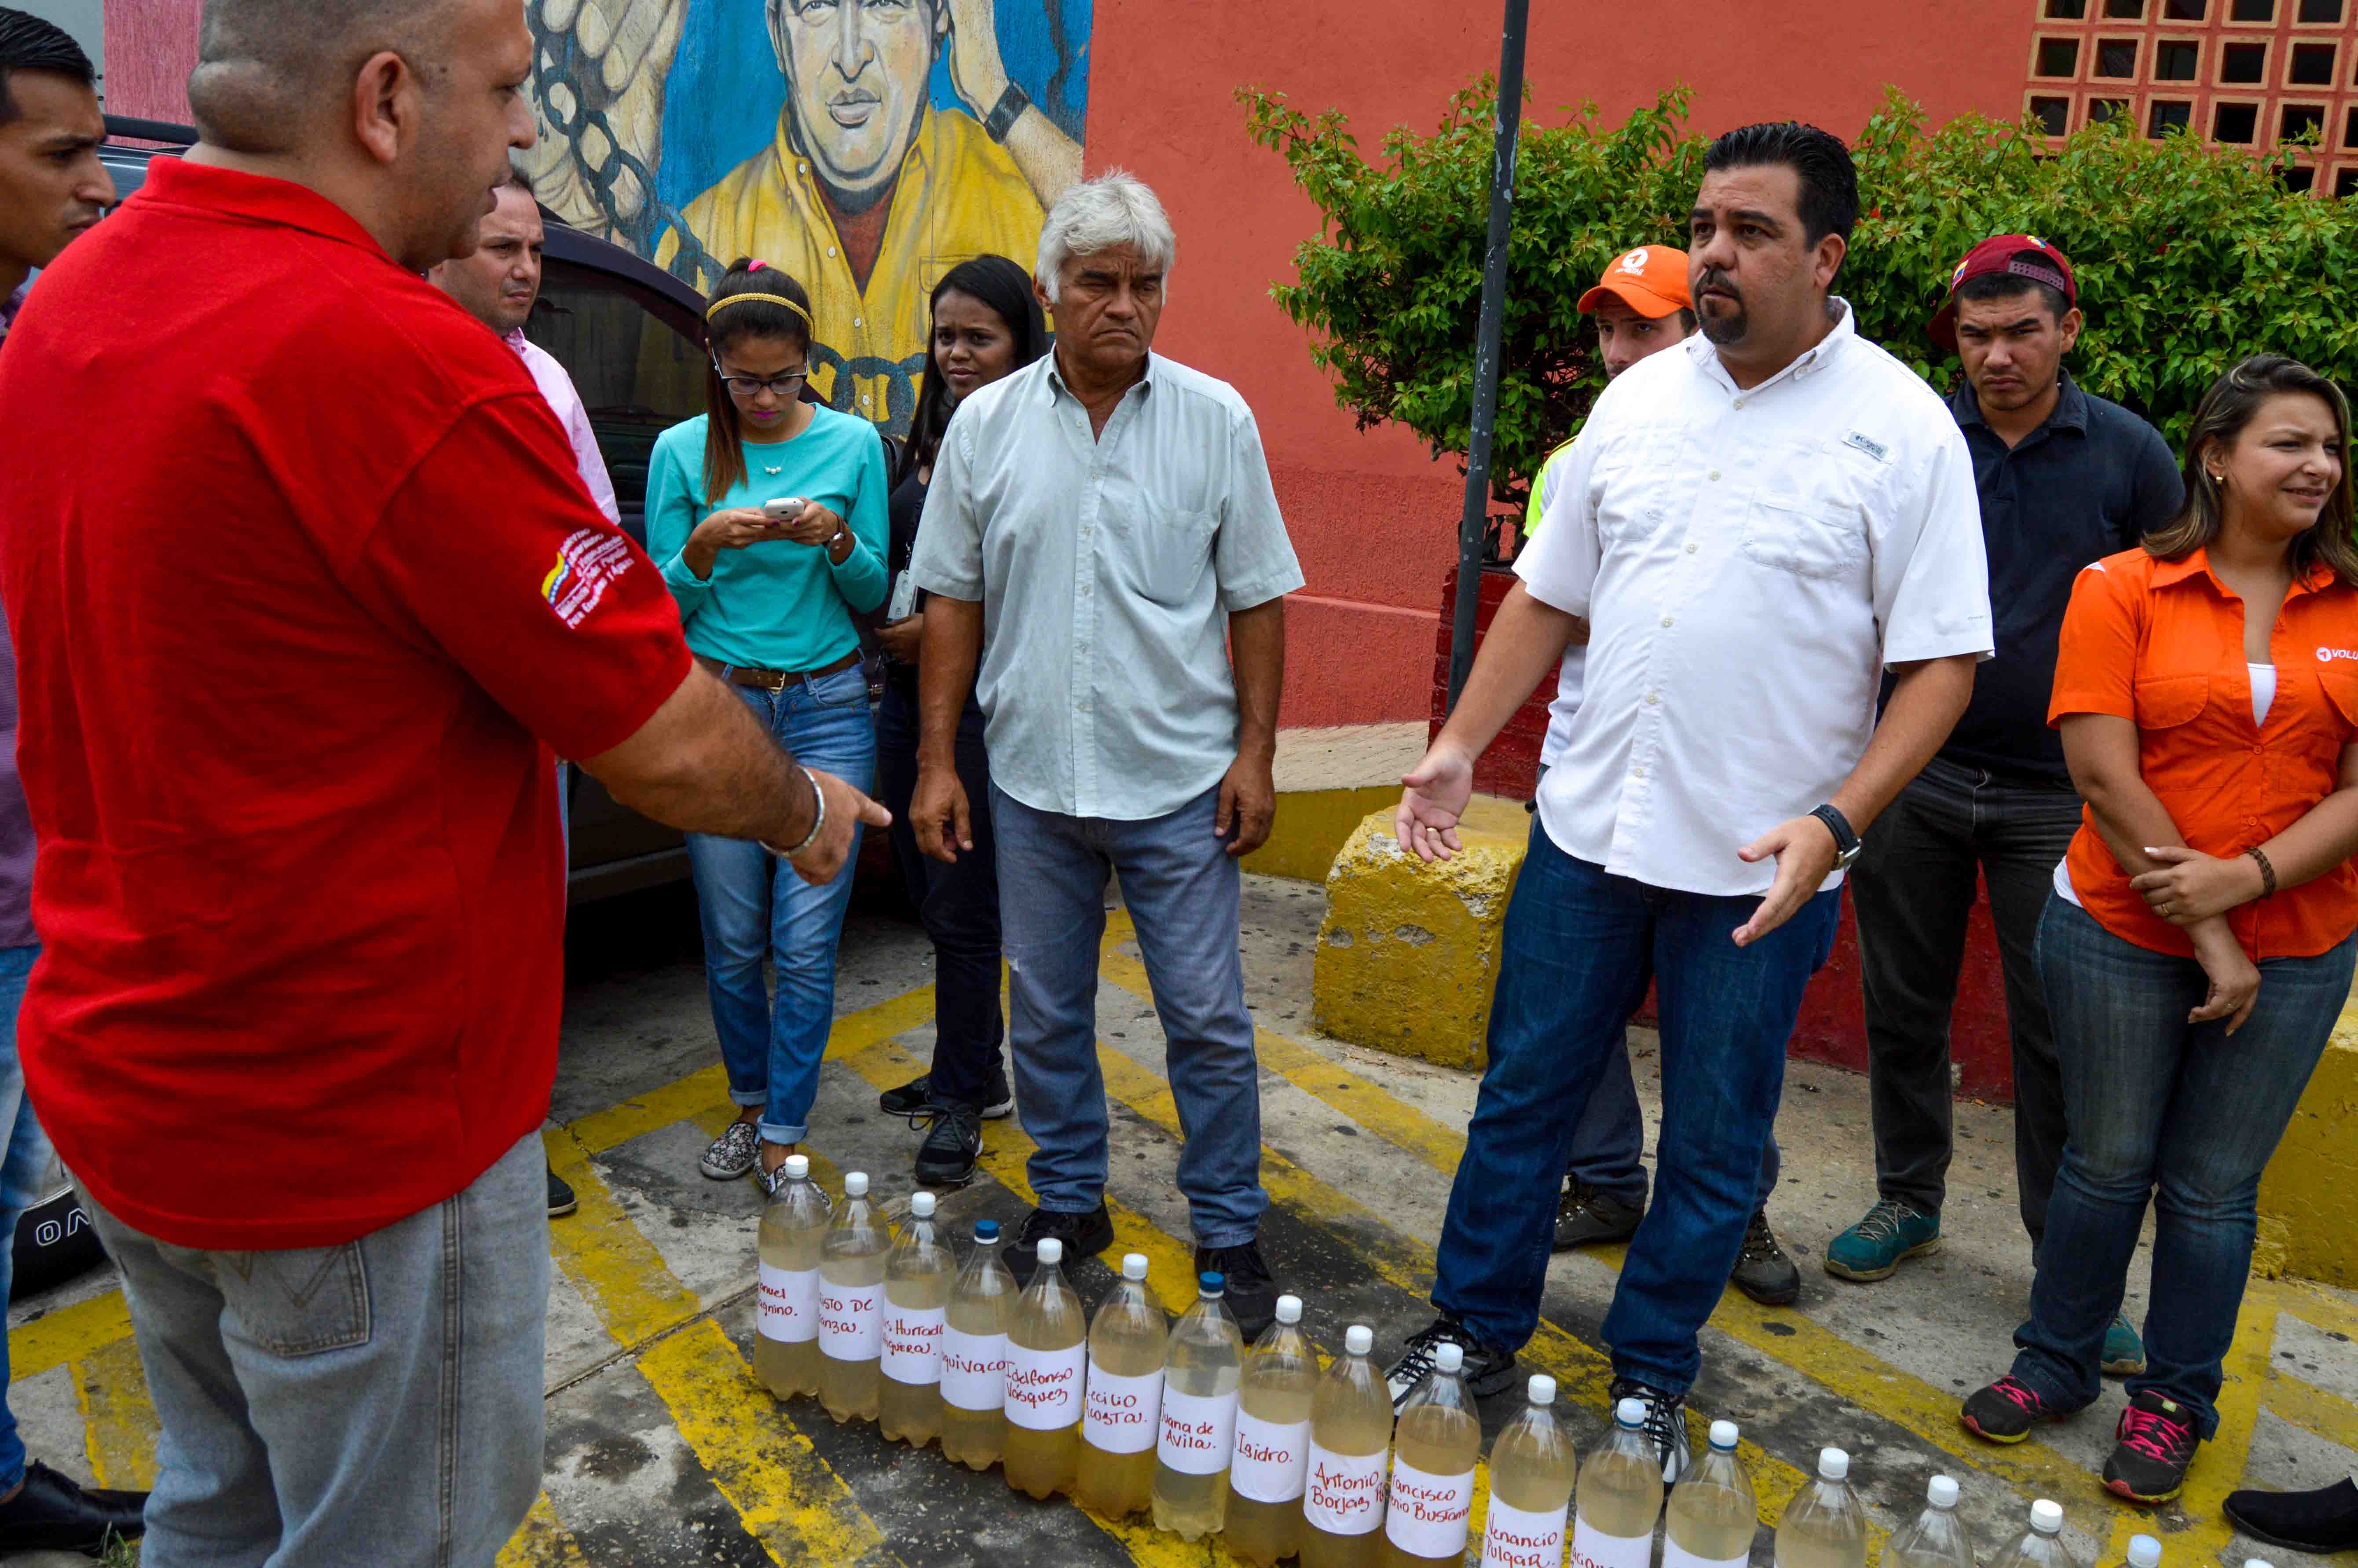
646;407;888;670
910;352;1305;821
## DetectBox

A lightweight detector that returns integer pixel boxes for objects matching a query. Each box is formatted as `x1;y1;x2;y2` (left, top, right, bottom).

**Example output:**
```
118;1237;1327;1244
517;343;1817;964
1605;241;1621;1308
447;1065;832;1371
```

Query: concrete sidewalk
7;873;2355;1566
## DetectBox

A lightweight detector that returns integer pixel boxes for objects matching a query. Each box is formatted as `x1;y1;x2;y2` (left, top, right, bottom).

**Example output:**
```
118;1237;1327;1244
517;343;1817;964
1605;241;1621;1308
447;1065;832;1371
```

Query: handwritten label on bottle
1230;1412;1311;1503
1385;1456;1476;1557
940;1328;1007;1412
1302;1443;1388;1536
1481;1498;1571;1568
1662;1539;1749;1568
1156;1385;1240;1476
880;1304;945;1385
756;1263;819;1345
1083;1364;1163;1454
817;1281;881;1361
1003;1342;1086;1430
1571;1516;1655;1568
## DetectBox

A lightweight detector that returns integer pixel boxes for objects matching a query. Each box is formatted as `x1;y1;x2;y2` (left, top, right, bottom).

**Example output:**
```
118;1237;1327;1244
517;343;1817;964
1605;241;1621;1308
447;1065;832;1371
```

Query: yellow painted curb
2256;1010;2358;1288
1241;784;1409;882
1311;799;1532;1068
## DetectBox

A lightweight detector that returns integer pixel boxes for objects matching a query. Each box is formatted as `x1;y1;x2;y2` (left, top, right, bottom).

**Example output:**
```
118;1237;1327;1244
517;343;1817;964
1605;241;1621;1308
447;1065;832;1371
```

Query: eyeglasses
713;362;811;398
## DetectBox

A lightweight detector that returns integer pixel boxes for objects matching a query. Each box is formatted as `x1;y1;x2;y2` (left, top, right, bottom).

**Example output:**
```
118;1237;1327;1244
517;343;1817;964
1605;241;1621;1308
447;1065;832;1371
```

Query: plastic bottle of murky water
1666;1421;1758;1568
1775;1447;1867;1568
1153;1271;1247;1540
817;1171;887;1424
939;1219;1015;1473
1573;1397;1666;1568
753;1154;829;1400
1886;1476;1976;1568
1990;1500;2081;1568
1478;1374;1576;1568
1075;1253;1165;1520
2120;1537;2162;1568
1227;1294;1318;1567
1003;1237;1087;1500
877;1191;955;1449
1300;1324;1394;1568
1381;1341;1480;1566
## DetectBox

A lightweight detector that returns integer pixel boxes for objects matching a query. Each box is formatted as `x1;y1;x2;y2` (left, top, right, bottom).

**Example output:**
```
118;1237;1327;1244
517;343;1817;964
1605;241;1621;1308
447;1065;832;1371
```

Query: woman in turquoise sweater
644;260;887;1191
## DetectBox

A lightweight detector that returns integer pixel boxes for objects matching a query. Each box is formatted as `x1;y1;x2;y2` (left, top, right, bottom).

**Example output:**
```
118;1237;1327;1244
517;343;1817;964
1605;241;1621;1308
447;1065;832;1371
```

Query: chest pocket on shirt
1103;506;1217;607
1739;441;1875;582
2132;670;2209;729
1592;427;1684;546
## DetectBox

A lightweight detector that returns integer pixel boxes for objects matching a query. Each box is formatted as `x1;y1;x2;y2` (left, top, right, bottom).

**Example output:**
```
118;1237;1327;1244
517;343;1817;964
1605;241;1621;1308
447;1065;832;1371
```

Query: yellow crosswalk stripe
496;1495;593;1568
10;1286;131;1382
73;1334;155;1491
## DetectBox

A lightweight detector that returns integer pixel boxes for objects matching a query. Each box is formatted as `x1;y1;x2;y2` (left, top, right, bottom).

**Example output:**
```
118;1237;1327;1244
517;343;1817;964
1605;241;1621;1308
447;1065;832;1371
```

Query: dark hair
1954;271;2072;325
2146;354;2358;586
0;8;95;125
901;255;1051;484
1703;122;1859;267
700;258;817;503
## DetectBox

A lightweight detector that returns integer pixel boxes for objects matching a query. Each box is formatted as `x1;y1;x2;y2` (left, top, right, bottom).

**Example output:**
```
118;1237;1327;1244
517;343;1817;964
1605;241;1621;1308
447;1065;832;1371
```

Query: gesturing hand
779;768;891;886
1732;815;1840;947
1394;746;1473;864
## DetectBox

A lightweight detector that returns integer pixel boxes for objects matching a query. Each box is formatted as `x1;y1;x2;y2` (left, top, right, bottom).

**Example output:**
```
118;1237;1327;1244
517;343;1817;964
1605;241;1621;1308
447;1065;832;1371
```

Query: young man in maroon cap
1827;237;2180;1375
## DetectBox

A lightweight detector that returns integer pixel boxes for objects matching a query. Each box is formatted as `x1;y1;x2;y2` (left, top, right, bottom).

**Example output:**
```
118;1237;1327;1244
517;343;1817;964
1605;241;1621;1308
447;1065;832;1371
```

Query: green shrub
1240;80;2358;506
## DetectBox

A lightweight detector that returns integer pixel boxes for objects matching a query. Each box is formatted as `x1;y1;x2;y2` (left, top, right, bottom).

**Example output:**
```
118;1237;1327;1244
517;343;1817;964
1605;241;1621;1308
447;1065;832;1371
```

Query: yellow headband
707;292;813;327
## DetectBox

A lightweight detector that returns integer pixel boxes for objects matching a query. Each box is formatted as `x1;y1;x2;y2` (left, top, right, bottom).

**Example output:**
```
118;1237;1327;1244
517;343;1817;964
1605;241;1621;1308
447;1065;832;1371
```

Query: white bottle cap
1035;1238;1062;1265
2031;1500;2064;1534
1435;1342;1465;1373
843;1172;868;1198
1928;1475;1960;1509
2244;1559;2275;1568
1818;1447;1850;1481
782;1154;809;1181
1529;1375;1558;1405
1275;1294;1303;1324
1616;1397;1647;1427
1121;1253;1148;1280
1345;1324;1373;1355
910;1191;935;1217
2127;1535;2161;1568
1710;1420;1740;1450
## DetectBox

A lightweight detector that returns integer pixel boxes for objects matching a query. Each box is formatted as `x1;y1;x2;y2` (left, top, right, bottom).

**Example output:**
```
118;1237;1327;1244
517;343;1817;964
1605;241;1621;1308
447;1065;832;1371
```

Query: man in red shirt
0;0;884;1560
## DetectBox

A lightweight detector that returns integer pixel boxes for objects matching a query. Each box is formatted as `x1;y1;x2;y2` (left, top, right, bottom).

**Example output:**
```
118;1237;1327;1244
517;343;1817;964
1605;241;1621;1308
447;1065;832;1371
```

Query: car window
525;264;706;543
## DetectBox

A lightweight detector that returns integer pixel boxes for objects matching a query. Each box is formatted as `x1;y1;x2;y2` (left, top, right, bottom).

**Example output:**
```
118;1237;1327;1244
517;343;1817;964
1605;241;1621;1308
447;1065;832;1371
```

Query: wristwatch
984;81;1031;144
1810;804;1862;870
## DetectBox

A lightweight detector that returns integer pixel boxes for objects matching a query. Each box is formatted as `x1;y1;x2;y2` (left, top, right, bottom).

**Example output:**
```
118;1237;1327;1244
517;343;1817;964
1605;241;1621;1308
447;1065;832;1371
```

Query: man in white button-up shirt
1384;124;1993;1471
908;173;1305;1337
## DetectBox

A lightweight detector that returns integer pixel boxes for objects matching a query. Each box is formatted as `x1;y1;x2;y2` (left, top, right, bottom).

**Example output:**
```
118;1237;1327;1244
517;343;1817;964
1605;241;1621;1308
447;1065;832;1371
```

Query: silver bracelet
776;767;826;860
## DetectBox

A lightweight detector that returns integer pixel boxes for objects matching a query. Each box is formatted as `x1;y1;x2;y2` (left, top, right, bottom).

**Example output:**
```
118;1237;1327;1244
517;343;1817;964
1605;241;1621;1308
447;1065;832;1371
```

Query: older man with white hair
908;170;1303;1337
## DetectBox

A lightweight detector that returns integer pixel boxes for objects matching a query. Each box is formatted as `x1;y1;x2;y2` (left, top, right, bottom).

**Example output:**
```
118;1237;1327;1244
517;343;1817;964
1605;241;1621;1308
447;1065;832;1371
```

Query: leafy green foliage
1240;80;2358;506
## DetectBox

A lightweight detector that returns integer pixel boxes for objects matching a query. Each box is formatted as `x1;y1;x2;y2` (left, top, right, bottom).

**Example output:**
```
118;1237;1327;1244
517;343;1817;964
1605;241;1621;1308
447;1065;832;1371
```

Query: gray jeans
79;1131;548;1568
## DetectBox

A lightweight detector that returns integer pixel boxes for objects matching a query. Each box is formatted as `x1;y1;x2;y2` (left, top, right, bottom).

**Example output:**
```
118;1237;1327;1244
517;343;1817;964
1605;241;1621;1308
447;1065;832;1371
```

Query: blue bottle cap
1200;1271;1224;1292
974;1220;1000;1242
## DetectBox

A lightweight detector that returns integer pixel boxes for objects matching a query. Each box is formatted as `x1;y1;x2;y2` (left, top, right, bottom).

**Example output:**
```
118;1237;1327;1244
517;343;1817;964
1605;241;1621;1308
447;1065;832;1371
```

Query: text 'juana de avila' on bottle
817;1171;887;1425
1300;1324;1394;1568
753;1154;828;1400
1573;1396;1665;1568
1666;1421;1758;1568
1076;1253;1165;1520
1775;1448;1867;1568
1480;1375;1576;1568
1153;1270;1246;1541
939;1218;1014;1473
878;1190;954;1449
1227;1293;1317;1568
1383;1340;1480;1566
1003;1236;1087;1500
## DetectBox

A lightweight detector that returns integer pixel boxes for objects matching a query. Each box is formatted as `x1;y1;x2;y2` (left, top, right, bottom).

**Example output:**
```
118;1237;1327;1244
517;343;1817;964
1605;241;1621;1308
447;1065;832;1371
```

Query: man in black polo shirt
1827;238;2180;1377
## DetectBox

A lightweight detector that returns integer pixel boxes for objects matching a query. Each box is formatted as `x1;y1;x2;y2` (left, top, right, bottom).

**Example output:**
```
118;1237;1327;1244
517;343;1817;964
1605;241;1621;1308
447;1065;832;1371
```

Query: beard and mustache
1695;267;1748;346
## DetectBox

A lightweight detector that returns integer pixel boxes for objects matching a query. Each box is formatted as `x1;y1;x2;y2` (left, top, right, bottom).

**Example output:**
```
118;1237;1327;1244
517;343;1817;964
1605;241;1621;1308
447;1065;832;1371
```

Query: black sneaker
2104;1389;2201;1505
1384;1317;1519;1409
913;1100;983;1188
879;1070;1014;1120
546;1165;577;1219
1553;1180;1644;1250
2224;1477;2358;1554
1961;1374;2070;1444
1196;1241;1278;1342
1729;1208;1799;1305
1005;1203;1114;1286
1610;1376;1692;1484
0;1461;146;1556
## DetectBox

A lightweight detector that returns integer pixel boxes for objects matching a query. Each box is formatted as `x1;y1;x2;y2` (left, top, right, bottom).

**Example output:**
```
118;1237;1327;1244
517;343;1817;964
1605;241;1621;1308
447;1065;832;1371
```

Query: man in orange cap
1517;247;1801;1307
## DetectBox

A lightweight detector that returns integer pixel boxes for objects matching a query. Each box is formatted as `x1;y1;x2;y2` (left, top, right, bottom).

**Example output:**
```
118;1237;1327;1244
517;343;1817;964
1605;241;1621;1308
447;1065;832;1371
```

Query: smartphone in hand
761;497;807;528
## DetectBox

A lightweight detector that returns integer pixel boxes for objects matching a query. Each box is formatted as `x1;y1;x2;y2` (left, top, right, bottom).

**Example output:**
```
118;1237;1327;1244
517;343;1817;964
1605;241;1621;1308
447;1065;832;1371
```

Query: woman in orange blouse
1959;356;2358;1506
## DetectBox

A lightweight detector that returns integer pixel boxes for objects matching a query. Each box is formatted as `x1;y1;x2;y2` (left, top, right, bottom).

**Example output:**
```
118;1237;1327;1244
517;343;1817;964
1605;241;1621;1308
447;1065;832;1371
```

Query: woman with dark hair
1960;356;2358;1505
644;260;889;1190
871;255;1049;1185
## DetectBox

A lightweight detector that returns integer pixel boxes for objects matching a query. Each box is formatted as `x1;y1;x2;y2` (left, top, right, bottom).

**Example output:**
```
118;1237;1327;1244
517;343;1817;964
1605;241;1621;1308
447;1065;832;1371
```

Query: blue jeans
0;942;48;1492
2012;897;2354;1437
1433;826;1838;1394
684;667;875;1145
992;784;1266;1248
1565;1040;1779;1213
